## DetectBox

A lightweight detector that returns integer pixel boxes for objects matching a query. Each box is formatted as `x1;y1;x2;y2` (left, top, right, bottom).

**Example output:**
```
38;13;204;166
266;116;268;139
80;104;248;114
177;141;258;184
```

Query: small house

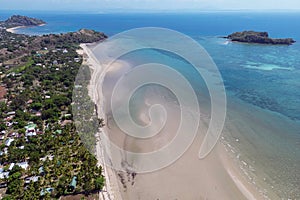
5;138;14;146
40;188;54;196
39;166;45;175
8;163;15;170
25;176;39;184
16;162;29;170
0;172;9;179
68;176;77;191
6;111;15;116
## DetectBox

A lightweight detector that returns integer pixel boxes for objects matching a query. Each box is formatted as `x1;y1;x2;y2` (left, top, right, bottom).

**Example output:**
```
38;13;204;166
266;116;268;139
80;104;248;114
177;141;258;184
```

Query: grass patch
8;57;34;73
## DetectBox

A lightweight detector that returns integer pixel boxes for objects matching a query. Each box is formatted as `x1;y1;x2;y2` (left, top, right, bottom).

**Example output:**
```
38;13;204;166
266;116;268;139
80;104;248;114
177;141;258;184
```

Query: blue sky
1;0;300;11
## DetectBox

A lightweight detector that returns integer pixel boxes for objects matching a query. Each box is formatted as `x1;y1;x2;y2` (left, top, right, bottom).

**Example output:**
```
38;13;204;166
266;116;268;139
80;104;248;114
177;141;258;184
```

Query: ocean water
1;11;300;199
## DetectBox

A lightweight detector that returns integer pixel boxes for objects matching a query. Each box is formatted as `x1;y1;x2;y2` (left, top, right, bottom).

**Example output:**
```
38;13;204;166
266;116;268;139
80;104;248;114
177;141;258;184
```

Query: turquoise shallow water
2;11;300;198
1;11;299;121
199;37;300;121
104;42;300;198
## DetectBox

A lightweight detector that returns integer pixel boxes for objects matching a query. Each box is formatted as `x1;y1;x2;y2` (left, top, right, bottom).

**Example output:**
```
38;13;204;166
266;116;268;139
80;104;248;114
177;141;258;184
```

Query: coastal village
0;15;107;199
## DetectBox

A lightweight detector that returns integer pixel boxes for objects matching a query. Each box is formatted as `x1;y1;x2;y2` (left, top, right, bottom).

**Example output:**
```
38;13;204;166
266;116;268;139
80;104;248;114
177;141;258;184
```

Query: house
6;122;13;127
36;112;42;117
27;99;33;104
40;188;54;196
0;182;7;188
63;49;68;54
55;130;62;135
0;172;9;179
25;122;36;131
5;138;14;146
40;155;54;162
6;111;15;116
25;131;36;137
9;163;15;170
74;85;82;89
16;162;29;170
68;176;77;191
25;122;37;137
64;114;72;118
10;132;17;137
39;166;45;175
5;116;13;121
25;176;39;184
3;148;8;155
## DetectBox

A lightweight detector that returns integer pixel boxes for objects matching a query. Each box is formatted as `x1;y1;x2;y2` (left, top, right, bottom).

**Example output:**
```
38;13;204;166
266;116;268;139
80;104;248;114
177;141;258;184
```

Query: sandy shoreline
78;43;265;200
78;43;123;200
6;26;26;33
6;23;46;33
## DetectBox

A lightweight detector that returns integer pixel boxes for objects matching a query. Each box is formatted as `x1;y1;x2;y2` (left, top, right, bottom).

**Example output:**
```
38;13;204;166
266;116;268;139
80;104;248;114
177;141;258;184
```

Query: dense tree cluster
0;28;106;199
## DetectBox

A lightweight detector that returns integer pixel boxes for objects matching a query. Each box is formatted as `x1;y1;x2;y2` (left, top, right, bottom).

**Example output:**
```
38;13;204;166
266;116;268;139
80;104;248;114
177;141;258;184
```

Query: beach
1;11;299;199
6;23;45;33
78;43;123;200
77;43;272;200
6;26;26;33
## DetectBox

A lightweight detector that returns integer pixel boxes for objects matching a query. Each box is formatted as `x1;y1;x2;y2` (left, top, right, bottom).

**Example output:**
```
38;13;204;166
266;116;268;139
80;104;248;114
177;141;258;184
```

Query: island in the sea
0;15;46;28
224;31;296;45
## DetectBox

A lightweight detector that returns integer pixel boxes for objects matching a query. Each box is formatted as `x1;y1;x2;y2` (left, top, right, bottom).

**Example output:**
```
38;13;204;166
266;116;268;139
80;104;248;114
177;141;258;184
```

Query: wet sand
80;43;275;200
6;26;26;33
103;84;258;200
6;24;45;33
78;44;123;200
222;95;300;199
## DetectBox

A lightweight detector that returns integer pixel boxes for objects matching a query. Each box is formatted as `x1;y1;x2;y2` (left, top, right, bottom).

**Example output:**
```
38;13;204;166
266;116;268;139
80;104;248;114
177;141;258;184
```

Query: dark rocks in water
1;15;45;28
225;31;295;45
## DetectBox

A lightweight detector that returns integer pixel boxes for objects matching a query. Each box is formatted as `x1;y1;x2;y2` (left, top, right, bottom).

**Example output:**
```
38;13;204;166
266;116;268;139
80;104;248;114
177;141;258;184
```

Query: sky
1;0;300;11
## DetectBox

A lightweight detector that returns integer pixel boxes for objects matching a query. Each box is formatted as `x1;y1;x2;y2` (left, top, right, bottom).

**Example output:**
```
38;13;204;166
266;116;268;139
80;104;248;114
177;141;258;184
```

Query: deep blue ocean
1;10;298;120
1;10;300;198
1;11;300;39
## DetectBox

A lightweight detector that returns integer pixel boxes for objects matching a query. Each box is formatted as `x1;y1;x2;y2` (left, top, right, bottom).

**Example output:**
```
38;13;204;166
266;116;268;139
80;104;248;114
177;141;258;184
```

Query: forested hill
0;15;46;28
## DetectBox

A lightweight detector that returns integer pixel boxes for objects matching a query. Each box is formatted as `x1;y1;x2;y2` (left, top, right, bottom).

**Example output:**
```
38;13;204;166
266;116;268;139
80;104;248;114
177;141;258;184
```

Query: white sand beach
6;26;26;33
78;43;267;200
77;44;123;200
6;23;45;33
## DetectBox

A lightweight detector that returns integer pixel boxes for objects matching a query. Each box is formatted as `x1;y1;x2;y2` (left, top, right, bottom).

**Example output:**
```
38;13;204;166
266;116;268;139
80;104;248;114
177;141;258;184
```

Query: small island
0;15;46;28
225;31;296;45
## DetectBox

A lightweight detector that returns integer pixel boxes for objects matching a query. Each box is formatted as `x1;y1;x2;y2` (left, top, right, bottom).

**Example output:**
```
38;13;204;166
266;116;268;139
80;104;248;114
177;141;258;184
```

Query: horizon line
1;8;300;14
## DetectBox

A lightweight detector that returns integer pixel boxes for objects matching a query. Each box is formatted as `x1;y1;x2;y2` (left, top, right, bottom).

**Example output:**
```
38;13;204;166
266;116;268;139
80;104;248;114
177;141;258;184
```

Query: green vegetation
226;31;296;45
0;21;107;199
8;57;34;73
0;15;45;28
